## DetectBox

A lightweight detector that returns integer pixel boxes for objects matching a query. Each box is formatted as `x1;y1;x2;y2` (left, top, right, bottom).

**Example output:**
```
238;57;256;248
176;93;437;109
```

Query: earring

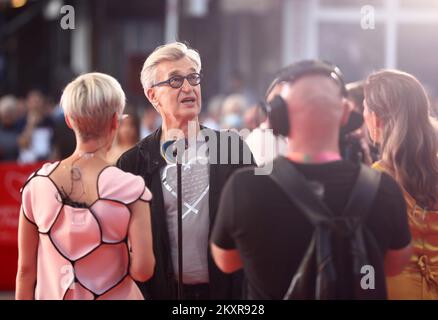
372;127;378;148
372;114;379;147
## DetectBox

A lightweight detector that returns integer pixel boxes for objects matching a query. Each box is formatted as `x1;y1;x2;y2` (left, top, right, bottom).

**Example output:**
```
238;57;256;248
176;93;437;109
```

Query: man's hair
140;42;202;89
61;72;126;141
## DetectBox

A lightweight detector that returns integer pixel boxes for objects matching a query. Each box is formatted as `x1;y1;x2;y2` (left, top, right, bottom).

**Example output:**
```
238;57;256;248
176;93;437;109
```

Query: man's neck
161;118;200;142
287;137;341;164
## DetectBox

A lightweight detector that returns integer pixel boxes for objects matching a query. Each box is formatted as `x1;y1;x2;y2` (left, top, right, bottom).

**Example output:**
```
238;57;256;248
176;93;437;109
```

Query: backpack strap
341;164;382;282
270;157;333;227
270;158;382;229
341;164;381;221
270;157;336;299
270;157;383;299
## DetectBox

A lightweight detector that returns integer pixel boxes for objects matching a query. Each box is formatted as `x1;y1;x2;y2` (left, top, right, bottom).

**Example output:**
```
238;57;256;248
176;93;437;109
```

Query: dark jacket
116;126;255;299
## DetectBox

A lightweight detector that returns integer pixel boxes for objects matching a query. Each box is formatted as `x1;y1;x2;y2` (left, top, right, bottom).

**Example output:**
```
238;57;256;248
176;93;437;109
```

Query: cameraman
210;60;411;299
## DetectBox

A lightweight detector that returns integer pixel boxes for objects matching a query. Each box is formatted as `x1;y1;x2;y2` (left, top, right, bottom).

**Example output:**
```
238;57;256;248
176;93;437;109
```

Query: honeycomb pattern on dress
21;162;152;300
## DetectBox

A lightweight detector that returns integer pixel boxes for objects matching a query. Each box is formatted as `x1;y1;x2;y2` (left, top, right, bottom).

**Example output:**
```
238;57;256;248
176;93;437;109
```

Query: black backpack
270;157;387;299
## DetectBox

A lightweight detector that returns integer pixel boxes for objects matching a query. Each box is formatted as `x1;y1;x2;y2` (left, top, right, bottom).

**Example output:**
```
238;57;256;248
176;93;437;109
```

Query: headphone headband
266;60;347;98
264;60;362;137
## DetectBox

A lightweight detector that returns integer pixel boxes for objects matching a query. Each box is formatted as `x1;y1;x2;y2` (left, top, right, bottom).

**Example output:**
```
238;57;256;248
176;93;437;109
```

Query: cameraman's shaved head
280;74;348;151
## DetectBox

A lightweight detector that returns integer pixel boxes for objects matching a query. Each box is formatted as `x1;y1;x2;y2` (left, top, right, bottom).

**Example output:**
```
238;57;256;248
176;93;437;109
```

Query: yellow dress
373;162;438;299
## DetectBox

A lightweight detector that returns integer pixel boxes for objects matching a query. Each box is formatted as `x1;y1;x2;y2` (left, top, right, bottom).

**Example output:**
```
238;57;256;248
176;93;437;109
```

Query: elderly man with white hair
117;42;255;300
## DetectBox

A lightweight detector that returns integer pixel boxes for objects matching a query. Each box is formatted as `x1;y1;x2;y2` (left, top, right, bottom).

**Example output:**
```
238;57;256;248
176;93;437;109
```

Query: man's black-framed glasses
151;73;202;89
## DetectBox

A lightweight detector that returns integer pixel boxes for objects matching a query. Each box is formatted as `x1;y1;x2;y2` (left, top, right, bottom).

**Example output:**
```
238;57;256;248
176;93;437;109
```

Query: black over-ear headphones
264;60;361;137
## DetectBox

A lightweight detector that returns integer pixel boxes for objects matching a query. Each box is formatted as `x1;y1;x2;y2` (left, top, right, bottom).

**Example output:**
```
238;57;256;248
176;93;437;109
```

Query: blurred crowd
1;73;438;166
0;72;261;164
0;89;161;164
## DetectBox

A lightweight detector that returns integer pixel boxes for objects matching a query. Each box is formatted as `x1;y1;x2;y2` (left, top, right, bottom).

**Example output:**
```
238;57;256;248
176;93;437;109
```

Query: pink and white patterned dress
20;162;152;300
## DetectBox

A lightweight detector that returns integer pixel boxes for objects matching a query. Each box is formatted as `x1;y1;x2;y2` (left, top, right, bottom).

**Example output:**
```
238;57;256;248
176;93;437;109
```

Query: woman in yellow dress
363;69;438;299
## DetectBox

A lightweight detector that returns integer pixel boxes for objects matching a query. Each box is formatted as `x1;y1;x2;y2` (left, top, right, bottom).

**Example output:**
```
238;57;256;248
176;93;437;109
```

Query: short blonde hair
140;42;201;89
61;72;126;141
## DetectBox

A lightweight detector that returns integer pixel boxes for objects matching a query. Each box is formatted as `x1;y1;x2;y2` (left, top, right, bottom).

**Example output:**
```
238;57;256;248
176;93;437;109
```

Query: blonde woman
364;69;438;299
16;73;155;300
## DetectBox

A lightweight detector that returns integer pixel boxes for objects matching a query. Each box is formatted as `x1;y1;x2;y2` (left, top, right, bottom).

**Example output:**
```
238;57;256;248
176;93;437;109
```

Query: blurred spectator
228;70;256;106
49;94;76;160
200;94;224;130
245;71;288;166
343;81;377;165
0;95;21;161
14;97;27;131
51;117;76;161
50;97;65;123
243;104;265;131
140;105;160;139
220;93;247;129
107;107;141;164
346;80;365;113
18;90;55;163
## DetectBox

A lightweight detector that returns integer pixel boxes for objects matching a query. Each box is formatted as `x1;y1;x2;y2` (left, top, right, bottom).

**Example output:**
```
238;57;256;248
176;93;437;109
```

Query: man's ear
340;98;352;126
65;114;73;129
145;88;159;111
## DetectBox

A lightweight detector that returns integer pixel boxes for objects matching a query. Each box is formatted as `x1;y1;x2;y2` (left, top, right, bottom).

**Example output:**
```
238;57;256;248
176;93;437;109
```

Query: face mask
222;113;242;129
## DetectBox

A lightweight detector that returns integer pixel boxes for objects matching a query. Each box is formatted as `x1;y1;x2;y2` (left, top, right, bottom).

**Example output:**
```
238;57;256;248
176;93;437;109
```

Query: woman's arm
127;200;155;282
15;208;39;300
